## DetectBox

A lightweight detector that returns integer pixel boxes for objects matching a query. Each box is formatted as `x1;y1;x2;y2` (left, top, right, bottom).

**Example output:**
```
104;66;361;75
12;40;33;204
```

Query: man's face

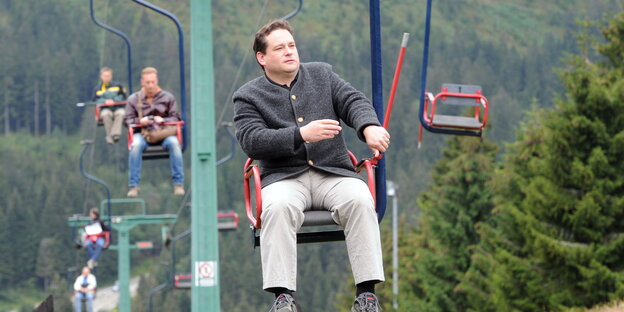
256;29;299;76
82;268;90;276
100;71;112;84
141;73;159;95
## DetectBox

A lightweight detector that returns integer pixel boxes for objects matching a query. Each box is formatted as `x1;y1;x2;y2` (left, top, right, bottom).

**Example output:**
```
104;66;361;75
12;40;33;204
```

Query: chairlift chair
95;101;128;125
217;211;239;231
242;33;410;247
174;274;192;289
127;121;185;160
422;83;488;131
244;151;376;247
85;230;111;249
70;216;111;250
416;0;491;145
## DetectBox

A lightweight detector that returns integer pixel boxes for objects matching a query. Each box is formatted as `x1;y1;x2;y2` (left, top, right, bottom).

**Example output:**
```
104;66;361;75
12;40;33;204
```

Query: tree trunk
45;71;51;135
34;80;40;136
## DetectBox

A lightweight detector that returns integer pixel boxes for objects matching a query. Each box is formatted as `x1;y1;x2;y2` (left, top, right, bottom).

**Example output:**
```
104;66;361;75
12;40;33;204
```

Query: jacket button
297;117;304;123
308;160;314;165
291;95;297;100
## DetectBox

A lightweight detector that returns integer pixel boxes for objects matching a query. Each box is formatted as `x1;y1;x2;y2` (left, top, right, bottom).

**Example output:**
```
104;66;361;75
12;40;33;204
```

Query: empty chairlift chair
174;274;192;289
423;83;488;132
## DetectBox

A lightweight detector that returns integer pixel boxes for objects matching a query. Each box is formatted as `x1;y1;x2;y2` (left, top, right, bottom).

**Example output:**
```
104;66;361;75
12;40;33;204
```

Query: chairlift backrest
439;84;482;107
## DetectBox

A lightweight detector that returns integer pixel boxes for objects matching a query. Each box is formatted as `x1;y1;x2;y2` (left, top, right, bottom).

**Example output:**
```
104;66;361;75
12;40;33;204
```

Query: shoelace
270;294;297;312
354;293;381;312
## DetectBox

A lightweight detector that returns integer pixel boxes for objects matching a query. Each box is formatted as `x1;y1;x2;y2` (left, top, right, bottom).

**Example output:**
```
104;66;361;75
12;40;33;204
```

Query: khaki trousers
100;108;125;137
260;169;385;291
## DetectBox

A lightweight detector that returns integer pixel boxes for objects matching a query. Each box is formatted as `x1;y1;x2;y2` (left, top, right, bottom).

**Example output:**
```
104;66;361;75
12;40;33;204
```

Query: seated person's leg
85;240;95;259
111;108;125;141
128;133;147;188
260;176;310;292
161;136;184;187
90;237;105;262
311;172;384;286
86;292;94;312
74;292;84;312
100;109;114;143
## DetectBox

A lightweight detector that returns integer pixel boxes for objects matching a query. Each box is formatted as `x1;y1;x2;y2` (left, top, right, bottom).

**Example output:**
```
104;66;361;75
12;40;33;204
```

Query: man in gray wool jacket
233;20;390;312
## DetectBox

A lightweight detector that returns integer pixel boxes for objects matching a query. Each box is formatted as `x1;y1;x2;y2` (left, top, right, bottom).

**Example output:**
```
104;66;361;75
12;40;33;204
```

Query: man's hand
363;125;390;156
300;119;342;143
140;117;152;126
104;99;114;104
153;116;164;123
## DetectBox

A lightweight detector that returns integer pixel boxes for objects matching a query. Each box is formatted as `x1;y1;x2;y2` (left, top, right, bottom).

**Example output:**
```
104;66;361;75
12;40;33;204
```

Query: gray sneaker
351;292;381;312
269;294;299;312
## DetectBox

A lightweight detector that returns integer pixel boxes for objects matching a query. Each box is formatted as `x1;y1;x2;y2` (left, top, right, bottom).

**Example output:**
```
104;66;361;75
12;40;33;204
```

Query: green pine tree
459;11;624;311
384;134;498;311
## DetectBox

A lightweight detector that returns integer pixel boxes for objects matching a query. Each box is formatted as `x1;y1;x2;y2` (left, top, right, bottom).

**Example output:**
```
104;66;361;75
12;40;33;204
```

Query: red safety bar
244;152;376;230
94;101;127;122
423;89;489;130
127;121;185;150
84;231;111;249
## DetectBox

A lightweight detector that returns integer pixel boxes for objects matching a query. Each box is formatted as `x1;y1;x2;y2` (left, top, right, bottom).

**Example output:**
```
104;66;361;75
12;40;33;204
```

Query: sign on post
195;261;217;287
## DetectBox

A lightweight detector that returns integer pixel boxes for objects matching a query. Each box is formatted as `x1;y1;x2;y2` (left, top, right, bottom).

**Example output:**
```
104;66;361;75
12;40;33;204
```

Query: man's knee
350;195;375;212
130;135;145;150
163;136;181;151
100;109;113;118
262;195;304;222
114;109;125;117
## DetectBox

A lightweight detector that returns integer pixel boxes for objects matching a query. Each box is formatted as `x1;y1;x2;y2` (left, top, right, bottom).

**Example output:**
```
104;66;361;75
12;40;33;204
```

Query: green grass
0;285;45;312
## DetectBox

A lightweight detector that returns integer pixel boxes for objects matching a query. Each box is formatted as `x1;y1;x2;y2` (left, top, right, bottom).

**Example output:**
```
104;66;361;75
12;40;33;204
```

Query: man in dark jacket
92;67;126;144
124;67;184;198
233;20;389;312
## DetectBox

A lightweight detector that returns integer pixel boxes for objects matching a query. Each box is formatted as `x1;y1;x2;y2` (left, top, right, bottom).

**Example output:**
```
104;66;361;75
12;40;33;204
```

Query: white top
74;274;97;292
84;222;103;236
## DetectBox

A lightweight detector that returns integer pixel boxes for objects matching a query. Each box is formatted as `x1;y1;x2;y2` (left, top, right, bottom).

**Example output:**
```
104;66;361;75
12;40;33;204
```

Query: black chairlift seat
424;83;488;131
95;101;128;126
244;152;376;247
126;121;185;160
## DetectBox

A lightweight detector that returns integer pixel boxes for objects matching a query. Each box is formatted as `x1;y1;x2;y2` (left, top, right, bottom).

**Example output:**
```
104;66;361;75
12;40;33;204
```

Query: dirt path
92;276;140;312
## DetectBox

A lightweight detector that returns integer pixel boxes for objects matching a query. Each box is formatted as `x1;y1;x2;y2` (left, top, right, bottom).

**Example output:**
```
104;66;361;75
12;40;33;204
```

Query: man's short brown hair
100;67;112;74
141;67;158;76
253;19;294;54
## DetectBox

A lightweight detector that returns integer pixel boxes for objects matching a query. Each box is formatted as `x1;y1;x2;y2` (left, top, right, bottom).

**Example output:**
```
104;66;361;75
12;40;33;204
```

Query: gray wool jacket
233;62;381;187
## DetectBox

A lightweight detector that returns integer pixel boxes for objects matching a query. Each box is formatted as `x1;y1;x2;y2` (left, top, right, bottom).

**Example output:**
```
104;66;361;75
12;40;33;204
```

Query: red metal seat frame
85;231;111;249
94;101;127;123
244;151;376;230
126;121;185;151
423;88;489;130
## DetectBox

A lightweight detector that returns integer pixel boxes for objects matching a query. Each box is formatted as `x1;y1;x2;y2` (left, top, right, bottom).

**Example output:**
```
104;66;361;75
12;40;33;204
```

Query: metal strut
369;0;387;221
89;0;133;93
79;140;112;228
281;0;303;20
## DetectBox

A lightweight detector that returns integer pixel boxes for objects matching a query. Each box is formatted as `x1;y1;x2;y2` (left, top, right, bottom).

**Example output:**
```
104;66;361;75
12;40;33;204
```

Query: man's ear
256;51;266;67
